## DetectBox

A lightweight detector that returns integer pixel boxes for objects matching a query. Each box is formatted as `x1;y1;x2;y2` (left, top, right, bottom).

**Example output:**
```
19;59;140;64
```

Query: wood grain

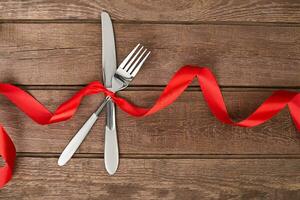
1;0;300;23
1;89;299;154
1;23;300;87
1;157;300;199
1;1;300;197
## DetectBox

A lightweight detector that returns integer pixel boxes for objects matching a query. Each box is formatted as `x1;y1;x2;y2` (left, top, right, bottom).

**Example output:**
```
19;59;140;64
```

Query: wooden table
0;1;300;199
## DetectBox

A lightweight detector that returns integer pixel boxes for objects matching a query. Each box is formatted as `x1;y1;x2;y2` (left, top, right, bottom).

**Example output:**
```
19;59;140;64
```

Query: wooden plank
1;23;300;87
1;0;300;23
1;89;300;155
1;157;300;199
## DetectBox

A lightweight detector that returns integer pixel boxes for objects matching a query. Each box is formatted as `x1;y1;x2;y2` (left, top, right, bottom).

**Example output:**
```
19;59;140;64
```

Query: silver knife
101;12;119;175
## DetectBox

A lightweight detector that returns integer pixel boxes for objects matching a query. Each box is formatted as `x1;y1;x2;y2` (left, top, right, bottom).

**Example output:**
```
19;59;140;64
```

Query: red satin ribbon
0;65;300;188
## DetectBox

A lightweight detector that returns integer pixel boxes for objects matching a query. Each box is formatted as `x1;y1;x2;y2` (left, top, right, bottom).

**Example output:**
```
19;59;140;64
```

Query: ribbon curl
0;65;300;188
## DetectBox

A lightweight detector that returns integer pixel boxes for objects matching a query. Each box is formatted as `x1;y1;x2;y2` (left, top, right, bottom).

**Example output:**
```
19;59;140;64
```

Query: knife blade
101;12;119;175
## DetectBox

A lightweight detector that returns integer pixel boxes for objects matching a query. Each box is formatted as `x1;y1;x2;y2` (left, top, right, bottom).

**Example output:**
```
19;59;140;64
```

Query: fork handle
95;96;111;116
58;96;111;166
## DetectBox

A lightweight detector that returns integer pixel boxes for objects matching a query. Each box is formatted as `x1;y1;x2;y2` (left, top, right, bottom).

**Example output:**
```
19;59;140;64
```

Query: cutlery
101;12;118;175
58;44;150;166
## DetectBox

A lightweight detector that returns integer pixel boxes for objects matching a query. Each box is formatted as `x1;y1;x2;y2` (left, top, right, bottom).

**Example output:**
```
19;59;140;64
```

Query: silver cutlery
58;43;150;166
101;12;118;175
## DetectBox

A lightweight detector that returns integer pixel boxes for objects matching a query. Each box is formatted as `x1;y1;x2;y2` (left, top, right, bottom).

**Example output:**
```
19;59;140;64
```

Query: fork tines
119;44;151;77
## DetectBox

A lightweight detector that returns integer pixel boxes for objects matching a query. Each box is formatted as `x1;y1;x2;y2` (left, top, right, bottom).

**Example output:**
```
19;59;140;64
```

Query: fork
58;44;150;166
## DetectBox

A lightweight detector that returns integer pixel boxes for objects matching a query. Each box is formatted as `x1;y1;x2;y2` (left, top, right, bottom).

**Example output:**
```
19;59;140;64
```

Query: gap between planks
16;152;300;159
15;85;300;92
1;20;300;28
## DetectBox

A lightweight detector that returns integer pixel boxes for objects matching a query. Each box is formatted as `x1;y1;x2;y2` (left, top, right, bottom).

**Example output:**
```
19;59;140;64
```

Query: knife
101;12;119;175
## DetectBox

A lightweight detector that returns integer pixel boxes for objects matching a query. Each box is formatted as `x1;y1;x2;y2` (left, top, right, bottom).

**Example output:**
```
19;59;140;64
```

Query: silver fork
58;44;150;166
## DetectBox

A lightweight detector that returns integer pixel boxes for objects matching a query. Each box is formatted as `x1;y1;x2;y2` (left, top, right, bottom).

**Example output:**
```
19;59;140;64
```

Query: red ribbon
0;65;300;188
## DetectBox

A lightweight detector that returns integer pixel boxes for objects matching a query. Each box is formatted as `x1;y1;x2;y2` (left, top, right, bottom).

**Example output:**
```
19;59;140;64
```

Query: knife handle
104;100;119;175
58;96;111;166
